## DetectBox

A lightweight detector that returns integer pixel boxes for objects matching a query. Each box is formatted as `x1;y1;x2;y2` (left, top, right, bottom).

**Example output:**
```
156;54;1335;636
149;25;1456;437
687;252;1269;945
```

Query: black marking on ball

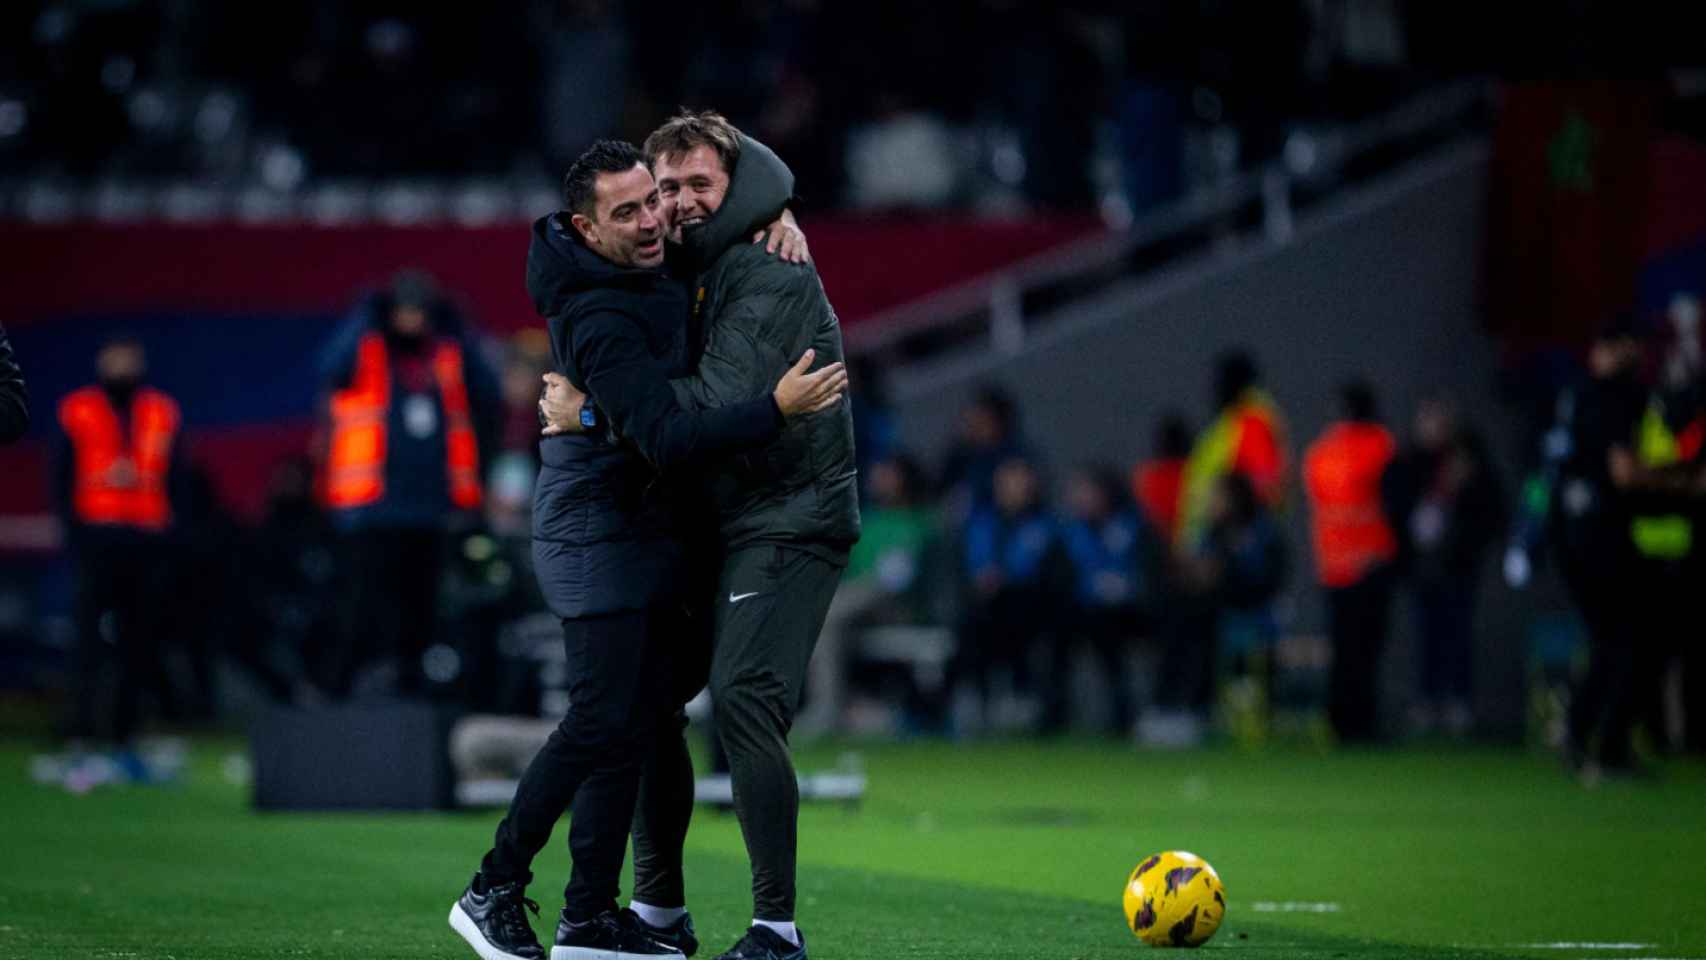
1169;905;1199;946
1213;891;1225;908
1136;898;1157;930
1135;855;1162;878
1165;866;1203;894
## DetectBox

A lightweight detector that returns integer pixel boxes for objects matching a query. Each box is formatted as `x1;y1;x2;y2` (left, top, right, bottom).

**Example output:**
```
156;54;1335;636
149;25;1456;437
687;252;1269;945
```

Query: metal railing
844;79;1493;363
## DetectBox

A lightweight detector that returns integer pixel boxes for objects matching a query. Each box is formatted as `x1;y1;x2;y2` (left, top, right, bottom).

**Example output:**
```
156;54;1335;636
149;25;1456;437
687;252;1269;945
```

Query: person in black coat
0;321;26;443
452;139;843;960
1384;394;1507;736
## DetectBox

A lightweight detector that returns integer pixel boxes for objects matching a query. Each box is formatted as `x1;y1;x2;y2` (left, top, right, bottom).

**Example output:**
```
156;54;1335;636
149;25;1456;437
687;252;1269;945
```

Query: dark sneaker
635;912;699;958
449;873;545;960
712;926;806;960
552;908;685;960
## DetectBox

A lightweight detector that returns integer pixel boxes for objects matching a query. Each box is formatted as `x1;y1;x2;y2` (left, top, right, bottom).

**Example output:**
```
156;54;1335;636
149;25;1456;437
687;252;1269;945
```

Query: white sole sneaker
550;946;684;960
450;901;538;960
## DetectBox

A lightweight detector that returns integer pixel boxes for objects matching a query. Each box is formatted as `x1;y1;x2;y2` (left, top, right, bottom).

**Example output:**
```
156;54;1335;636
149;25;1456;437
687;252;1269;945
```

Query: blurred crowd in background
34;266;1706;777
6;0;1700;219
5;1;1706;794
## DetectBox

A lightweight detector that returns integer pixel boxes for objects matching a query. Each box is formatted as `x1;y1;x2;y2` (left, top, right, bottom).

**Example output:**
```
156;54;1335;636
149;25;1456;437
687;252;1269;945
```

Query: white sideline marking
1249;901;1342;913
1515;945;1653;951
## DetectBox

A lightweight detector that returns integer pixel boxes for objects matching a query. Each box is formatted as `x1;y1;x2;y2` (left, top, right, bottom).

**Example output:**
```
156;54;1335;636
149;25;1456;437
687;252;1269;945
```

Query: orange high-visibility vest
1303;421;1397;588
324;332;482;511
58;385;181;531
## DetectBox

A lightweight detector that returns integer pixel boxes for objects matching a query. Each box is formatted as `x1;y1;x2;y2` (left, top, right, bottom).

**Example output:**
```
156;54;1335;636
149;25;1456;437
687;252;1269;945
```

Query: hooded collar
525;212;663;319
678;133;796;271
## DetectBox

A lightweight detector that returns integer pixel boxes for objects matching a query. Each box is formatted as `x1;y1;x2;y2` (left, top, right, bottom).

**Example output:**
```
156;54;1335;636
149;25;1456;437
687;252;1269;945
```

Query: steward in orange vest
1302;380;1398;743
1303;424;1398;589
316;272;495;699
57;337;185;744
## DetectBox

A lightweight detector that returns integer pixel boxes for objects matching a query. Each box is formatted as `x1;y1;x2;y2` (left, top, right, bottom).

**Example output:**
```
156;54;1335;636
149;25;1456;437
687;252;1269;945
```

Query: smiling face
653;144;730;244
569;162;665;268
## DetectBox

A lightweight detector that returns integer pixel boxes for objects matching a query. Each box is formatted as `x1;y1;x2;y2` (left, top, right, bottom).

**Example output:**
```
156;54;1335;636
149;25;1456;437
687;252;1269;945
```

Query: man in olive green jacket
643;112;857;960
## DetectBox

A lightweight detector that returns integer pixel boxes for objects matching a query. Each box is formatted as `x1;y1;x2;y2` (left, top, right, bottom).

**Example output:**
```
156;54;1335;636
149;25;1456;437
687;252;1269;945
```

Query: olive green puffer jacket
670;134;860;554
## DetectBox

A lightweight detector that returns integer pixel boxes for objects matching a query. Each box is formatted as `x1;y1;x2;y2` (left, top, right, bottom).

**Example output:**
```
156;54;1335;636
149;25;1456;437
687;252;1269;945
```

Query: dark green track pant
632;542;843;922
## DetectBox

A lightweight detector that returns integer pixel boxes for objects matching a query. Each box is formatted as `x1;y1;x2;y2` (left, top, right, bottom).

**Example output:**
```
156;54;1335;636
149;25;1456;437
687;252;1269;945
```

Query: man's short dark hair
972;384;1016;435
1156;411;1193;459
642;109;742;172
562;139;644;219
1215;349;1259;408
1340;379;1379;422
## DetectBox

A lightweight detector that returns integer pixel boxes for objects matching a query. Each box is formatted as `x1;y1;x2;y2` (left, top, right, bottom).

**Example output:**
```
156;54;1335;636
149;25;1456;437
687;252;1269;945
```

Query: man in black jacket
0;321;26;443
450;140;844;960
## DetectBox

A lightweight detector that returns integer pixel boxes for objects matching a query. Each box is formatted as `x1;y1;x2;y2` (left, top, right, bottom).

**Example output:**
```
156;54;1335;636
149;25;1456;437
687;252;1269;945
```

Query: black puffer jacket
526;214;782;618
671;135;861;555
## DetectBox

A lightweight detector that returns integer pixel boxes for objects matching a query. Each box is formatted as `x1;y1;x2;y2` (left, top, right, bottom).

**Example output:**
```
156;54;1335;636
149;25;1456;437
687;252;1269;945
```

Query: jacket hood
680;133;795;269
526;212;661;319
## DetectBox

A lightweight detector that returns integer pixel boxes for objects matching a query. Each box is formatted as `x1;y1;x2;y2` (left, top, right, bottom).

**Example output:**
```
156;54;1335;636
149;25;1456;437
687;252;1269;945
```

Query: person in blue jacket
1049;463;1160;735
946;454;1073;733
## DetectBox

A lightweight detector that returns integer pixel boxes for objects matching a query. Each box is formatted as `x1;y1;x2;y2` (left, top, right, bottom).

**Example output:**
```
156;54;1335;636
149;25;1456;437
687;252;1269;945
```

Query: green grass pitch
3;736;1704;959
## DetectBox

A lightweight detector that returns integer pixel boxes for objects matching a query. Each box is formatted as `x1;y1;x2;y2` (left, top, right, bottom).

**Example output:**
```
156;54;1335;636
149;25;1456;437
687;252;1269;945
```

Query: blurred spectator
1048;463;1160;736
488;330;552;539
1554;321;1649;771
1149;472;1288;745
1386;393;1506;738
0;321;26;443
850;356;899;502
317;270;497;698
801;452;942;736
156;462;237;722
1176;349;1289;548
1611;300;1706;762
235;456;338;701
531;0;630;172
944;455;1072;733
845;96;959;210
940;385;1028;524
56;337;186;745
1132;412;1192;543
1303;380;1399;744
497;329;552;463
1668;297;1706;755
1114;78;1185;216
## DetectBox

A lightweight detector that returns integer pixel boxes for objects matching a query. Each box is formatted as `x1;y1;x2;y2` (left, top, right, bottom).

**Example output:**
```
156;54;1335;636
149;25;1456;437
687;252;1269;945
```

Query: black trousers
1326;570;1395;743
1573;557;1677;766
1156;591;1216;711
630;591;716;912
483;604;683;920
633;543;842;923
1415;575;1477;705
330;527;443;697
949;586;1055;715
69;536;174;743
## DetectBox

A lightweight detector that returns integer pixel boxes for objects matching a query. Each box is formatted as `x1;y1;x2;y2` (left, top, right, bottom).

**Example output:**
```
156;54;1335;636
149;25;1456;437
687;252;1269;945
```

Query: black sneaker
552;908;685;960
635;912;699;958
712;926;806;960
449;874;545;960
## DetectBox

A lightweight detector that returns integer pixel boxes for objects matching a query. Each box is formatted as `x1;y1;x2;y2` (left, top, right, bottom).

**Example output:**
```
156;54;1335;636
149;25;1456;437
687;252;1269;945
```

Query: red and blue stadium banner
0;216;1099;542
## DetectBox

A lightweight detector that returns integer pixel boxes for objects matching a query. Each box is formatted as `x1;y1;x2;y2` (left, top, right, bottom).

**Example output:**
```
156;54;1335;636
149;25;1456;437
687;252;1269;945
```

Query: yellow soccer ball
1122;851;1226;947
